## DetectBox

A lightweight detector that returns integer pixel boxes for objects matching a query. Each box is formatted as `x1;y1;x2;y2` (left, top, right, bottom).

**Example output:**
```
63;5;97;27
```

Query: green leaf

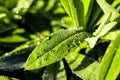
112;0;120;8
12;0;33;14
60;0;84;27
60;0;72;17
86;15;117;48
82;0;95;27
93;12;112;36
96;21;117;38
25;28;90;70
98;34;120;80
42;61;67;80
65;51;99;80
0;0;18;9
97;0;120;21
0;35;28;43
88;1;102;27
101;30;120;41
105;44;120;80
0;39;40;71
0;75;19;80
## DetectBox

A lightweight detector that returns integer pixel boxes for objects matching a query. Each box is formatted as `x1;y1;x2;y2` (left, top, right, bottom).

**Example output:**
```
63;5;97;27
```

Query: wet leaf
25;28;90;70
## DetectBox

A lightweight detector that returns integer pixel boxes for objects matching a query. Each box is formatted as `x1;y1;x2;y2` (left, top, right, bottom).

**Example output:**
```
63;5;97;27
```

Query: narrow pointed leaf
105;44;120;80
60;0;84;27
93;12;111;36
101;30;120;41
0;39;40;71
60;0;71;17
0;75;19;80
42;61;67;80
112;0;120;8
88;1;102;27
82;0;95;27
65;51;99;80
0;35;28;43
25;28;90;70
97;0;120;21
96;21;117;38
12;0;33;14
86;21;117;48
98;34;120;80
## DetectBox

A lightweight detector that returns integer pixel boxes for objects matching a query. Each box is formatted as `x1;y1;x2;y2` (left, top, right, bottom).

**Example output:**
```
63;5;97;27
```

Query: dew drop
67;44;73;48
41;49;47;52
73;40;80;47
51;50;55;53
5;53;9;56
47;36;52;40
37;56;40;59
37;42;40;45
44;57;48;61
66;49;70;52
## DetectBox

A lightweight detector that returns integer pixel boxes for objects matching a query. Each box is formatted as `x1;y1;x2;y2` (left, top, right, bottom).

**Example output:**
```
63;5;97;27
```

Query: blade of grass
97;0;120;21
60;0;84;27
105;44;120;80
98;34;120;80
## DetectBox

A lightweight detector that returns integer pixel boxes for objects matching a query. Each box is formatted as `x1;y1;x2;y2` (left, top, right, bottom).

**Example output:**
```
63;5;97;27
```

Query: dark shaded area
62;59;72;80
116;72;120;80
0;69;25;80
0;46;35;71
71;74;82;80
73;57;94;71
79;42;109;61
62;59;82;80
24;68;45;80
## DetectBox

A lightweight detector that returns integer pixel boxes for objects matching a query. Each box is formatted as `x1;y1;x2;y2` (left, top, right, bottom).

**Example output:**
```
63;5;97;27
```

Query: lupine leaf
12;0;33;14
65;51;99;80
88;1;102;28
25;28;90;70
82;0;95;27
98;34;120;80
60;0;84;27
96;21;117;38
0;39;41;71
101;30;120;41
60;0;71;17
97;0;120;21
93;12;112;36
112;0;120;8
0;75;19;80
105;44;120;80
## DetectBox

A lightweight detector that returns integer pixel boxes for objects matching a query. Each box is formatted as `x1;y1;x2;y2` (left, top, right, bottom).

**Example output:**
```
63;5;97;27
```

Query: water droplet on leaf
67;44;73;48
41;49;47;52
51;50;55;53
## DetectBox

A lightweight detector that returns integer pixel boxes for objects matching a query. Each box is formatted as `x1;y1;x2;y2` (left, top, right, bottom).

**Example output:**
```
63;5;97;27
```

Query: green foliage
0;75;19;80
42;61;67;80
25;28;89;70
99;34;120;80
0;0;120;80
